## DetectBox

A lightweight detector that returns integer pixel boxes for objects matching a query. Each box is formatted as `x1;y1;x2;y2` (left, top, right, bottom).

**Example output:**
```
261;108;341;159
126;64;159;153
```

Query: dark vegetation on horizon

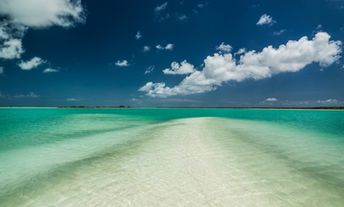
55;106;344;109
1;106;343;109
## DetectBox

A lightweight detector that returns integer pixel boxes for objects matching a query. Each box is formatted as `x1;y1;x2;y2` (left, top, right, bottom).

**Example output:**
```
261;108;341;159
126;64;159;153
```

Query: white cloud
139;82;177;98
0;0;85;70
165;44;174;50
234;48;246;56
18;56;44;70
0;22;26;60
158;13;171;22
143;45;150;52
135;31;142;40
0;38;24;59
0;24;10;40
0;22;27;40
43;68;58;73
115;59;129;67
265;97;278;102
13;92;39;98
140;32;341;97
163;60;196;75
145;65;155;74
154;2;170;22
317;99;338;104
257;14;274;26
177;14;188;21
66;98;79;101
197;3;205;8
0;24;26;60
273;29;286;36
216;42;232;53
0;66;3;74
156;43;174;50
0;0;85;28
155;2;168;12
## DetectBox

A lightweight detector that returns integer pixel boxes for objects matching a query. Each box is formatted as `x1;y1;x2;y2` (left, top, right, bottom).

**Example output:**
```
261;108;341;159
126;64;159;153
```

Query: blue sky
0;0;344;107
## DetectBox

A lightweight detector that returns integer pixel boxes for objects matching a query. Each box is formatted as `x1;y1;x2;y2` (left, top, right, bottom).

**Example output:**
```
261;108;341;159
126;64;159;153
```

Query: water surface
0;108;343;206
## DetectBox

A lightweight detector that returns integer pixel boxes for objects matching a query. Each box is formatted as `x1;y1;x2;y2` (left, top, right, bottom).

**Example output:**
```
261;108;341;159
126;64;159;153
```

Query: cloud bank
140;32;341;97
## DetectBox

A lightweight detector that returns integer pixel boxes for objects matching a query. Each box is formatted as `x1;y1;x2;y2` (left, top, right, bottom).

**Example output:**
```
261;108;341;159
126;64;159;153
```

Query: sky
0;0;344;107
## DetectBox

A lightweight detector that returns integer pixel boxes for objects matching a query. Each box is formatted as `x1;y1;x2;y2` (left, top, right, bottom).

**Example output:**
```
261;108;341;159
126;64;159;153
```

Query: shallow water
0;108;343;206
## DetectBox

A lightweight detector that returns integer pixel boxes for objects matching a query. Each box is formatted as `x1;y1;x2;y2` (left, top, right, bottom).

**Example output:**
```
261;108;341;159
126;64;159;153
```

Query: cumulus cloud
216;42;232;53
156;43;174;50
0;23;26;60
234;48;246;56
18;56;44;70
135;31;142;40
193;2;207;14
0;38;24;59
163;60;196;75
0;0;85;65
0;24;10;40
43;68;58;73
115;59;129;67
140;32;341;97
143;45;150;52
0;22;27;40
139;82;177;98
0;0;85;28
155;2;168;12
257;14;274;26
177;14;188;21
197;3;206;8
145;65;155;74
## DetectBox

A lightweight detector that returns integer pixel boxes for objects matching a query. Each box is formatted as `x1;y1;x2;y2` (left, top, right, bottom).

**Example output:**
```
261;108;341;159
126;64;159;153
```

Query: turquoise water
0;108;343;206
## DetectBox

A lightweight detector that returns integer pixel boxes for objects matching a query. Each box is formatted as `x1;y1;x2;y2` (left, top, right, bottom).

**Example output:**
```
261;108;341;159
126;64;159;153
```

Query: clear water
0;108;343;206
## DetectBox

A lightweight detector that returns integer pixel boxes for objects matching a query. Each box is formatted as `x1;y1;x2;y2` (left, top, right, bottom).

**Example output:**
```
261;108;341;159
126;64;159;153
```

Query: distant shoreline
0;106;343;110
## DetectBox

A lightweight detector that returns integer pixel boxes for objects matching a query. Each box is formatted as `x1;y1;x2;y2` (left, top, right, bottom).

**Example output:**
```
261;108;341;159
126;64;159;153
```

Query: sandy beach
2;117;341;206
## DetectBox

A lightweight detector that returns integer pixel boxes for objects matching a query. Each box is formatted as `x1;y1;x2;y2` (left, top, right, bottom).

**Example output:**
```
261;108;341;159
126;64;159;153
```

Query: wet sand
2;117;344;206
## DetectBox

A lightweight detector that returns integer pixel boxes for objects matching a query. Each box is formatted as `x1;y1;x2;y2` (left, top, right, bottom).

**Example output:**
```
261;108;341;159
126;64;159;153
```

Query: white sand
9;118;344;207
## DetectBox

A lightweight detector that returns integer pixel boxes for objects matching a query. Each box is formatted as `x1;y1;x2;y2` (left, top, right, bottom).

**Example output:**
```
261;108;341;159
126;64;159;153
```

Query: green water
0;108;343;206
